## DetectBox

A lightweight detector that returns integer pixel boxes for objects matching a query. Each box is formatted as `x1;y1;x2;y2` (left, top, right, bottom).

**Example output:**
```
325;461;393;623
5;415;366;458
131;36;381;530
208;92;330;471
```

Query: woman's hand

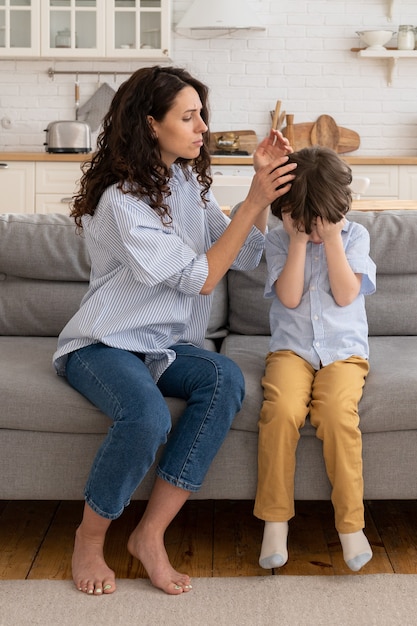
234;158;296;236
253;130;293;172
244;158;297;215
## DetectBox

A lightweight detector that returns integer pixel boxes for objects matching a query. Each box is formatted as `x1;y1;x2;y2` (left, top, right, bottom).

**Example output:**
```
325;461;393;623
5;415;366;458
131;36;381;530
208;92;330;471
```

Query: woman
53;65;295;596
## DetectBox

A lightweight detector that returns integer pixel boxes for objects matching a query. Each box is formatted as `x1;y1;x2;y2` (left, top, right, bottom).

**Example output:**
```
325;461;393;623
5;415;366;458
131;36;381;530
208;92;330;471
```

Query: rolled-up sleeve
205;199;266;272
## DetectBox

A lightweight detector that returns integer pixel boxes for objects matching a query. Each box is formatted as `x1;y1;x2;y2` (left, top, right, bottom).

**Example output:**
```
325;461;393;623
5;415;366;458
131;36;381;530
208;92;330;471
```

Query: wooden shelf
352;48;417;86
352;199;417;211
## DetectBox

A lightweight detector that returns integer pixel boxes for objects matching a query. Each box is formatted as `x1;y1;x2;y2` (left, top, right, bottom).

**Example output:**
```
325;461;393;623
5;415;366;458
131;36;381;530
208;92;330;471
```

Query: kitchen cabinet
211;162;417;200
42;0;170;59
0;160;82;214
349;164;417;200
105;0;170;59
211;175;253;208
0;161;35;213
399;166;417;200
0;0;170;60
211;164;254;177
1;156;416;216
349;164;399;198
35;161;82;214
0;0;41;57
40;0;106;58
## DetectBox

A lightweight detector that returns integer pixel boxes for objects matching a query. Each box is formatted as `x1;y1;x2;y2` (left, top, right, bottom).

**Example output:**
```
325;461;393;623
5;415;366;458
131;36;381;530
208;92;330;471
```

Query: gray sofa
1;210;417;502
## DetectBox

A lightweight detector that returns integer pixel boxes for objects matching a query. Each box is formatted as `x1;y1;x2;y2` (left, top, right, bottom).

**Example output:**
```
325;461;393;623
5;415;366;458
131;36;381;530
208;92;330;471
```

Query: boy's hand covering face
315;216;346;242
282;212;346;244
282;212;309;243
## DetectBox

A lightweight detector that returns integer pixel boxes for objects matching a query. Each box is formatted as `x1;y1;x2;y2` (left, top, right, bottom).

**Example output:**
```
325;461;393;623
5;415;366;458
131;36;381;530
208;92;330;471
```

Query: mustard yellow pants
254;350;369;533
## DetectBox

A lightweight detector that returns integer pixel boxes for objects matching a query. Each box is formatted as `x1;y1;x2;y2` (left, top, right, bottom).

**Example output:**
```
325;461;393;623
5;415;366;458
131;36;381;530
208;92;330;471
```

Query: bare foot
127;525;192;595
72;525;116;596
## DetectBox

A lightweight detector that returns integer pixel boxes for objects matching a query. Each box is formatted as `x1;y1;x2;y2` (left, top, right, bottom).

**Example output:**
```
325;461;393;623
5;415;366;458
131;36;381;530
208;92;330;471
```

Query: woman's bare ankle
72;507;116;595
127;525;192;595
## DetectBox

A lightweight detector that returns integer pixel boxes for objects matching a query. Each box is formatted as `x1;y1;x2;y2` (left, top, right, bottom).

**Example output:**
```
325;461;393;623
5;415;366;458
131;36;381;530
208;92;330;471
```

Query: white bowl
356;30;395;49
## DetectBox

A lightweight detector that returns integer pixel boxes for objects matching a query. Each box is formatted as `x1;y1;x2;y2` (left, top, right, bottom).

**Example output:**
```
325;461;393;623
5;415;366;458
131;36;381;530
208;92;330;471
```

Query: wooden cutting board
209;130;258;155
310;114;340;150
282;115;360;154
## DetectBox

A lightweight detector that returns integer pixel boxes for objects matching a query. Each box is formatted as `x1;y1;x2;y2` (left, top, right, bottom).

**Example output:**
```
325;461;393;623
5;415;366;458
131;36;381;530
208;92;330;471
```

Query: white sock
339;530;373;572
259;521;289;569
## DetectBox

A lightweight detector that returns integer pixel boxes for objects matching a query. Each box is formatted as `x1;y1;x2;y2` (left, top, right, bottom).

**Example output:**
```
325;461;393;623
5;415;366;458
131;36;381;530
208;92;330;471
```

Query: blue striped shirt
53;164;265;381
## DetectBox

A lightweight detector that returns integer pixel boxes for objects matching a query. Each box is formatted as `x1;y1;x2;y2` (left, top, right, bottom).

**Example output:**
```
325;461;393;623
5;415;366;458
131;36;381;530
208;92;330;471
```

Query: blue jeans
66;342;245;520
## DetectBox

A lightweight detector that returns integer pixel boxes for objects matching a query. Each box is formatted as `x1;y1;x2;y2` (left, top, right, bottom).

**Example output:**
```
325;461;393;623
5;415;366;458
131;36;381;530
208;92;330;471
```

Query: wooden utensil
271;100;282;130
310;114;340;150
283;114;295;147
282;117;360;154
282;121;311;151
336;127;360;153
276;111;286;130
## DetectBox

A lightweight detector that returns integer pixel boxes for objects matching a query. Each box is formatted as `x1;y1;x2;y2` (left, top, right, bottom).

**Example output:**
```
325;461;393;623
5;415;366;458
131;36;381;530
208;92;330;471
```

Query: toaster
44;120;92;154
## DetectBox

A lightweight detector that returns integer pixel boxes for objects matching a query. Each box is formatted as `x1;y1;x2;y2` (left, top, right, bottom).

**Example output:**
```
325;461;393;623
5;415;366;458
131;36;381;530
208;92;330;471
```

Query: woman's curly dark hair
271;146;353;234
71;66;212;228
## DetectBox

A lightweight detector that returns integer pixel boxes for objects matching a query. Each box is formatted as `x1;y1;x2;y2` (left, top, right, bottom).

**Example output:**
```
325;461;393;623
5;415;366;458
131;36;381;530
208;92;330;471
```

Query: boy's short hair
271;146;353;234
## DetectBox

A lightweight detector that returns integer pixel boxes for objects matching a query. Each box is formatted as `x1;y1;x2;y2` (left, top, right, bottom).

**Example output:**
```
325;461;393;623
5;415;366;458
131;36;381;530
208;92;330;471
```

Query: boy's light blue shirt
265;218;376;370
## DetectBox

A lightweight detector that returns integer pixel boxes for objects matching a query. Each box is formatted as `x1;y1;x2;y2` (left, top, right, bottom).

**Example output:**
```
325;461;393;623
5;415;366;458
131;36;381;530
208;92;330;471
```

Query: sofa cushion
0;213;228;338
362;335;417;431
0;213;90;336
0;277;88;336
221;333;417;436
0;213;90;281
352;211;417;335
352;210;417;275
0;336;217;434
227;259;271;335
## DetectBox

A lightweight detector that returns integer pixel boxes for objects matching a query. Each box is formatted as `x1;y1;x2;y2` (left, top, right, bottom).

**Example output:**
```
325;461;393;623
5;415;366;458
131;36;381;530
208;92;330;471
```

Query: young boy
254;146;376;572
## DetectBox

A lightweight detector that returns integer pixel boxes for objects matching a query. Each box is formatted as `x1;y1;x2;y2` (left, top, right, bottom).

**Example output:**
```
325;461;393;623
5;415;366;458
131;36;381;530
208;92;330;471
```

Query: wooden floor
1;499;417;581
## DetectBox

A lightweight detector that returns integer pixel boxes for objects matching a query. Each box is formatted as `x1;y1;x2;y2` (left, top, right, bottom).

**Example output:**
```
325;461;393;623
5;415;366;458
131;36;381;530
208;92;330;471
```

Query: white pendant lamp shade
175;0;265;32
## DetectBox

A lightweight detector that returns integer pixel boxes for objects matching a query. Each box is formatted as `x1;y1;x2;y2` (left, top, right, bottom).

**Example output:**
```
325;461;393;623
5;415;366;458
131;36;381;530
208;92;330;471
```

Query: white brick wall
0;0;416;155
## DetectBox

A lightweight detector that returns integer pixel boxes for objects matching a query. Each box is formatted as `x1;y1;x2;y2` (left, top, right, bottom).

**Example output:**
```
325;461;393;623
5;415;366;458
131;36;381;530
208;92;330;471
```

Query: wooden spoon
271;100;281;130
276;111;286;130
310;114;340;150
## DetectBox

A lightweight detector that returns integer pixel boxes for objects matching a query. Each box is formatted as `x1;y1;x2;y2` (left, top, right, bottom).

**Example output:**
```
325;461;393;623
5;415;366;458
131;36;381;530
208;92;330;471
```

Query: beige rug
1;575;417;626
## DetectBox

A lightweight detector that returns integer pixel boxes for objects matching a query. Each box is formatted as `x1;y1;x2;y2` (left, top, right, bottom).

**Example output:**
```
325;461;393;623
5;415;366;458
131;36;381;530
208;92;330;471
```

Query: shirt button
310;286;316;291
313;315;319;320
315;341;320;347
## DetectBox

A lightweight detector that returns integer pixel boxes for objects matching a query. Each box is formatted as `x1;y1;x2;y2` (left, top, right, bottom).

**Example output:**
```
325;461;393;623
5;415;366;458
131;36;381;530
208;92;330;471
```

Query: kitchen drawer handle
0;163;9;169
61;197;73;203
